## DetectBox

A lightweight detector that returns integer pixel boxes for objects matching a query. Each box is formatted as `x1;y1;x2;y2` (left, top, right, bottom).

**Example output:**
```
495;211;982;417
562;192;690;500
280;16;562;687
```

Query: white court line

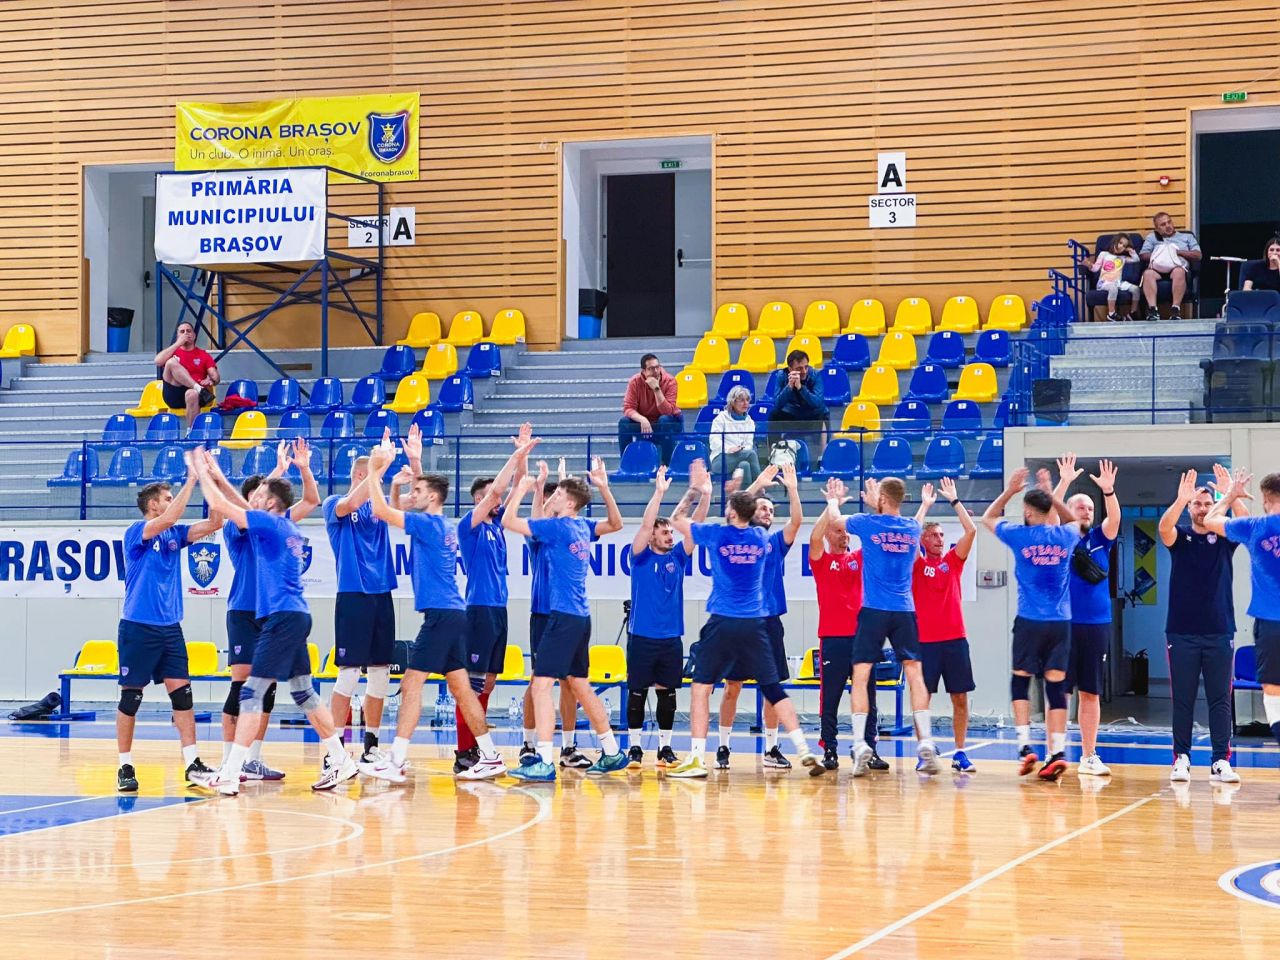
822;792;1159;959
937;740;992;759
0;795;108;823
0;786;552;921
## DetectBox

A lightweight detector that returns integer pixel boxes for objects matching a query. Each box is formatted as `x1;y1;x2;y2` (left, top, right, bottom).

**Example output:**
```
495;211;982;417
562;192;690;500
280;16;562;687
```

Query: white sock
1016;724;1031;748
392;736;411;766
719;724;733;747
538;740;554;764
476;733;498;758
220;742;233;765
322;735;347;767
913;709;932;742
629;728;642;747
787;728;808;754
562;730;576;750
249;740;263;762
118;751;133;767
659;729;672;748
225;743;250;775
1050;731;1066;755
1264;694;1280;725
600;730;619;755
181;744;198;767
523;726;536;746
852;712;868;744
764;727;778;752
691;737;706;758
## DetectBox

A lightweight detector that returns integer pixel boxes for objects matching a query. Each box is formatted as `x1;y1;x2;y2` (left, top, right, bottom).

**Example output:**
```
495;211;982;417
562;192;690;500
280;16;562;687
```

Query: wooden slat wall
1;0;1278;360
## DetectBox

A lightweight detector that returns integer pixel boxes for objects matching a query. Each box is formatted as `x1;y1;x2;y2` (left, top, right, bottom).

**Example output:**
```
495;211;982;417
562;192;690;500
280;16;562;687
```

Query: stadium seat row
369;341;502;383
710;296;1027;340
396;309;526;349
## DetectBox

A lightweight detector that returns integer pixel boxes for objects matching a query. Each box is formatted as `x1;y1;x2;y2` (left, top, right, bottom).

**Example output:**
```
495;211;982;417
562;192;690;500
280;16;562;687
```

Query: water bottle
507;696;522;726
432;690;447;727
351;693;363;729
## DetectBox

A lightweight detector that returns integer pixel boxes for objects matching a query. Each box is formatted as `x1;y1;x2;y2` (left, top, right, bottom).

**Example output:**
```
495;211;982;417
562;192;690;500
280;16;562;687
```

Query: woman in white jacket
708;386;760;489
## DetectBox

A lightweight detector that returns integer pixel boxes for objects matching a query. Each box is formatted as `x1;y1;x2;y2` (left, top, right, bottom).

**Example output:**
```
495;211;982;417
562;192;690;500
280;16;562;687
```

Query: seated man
768;349;827;452
1139;212;1201;321
155;321;219;426
618;353;683;462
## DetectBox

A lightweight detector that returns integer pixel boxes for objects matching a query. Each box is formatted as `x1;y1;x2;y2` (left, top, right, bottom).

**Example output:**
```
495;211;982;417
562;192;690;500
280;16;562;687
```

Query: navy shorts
1069;622;1110;695
920;638;975;695
529;612;549;656
728;615;789;682
408;608;469;676
466;605;508;675
226;609;262;666
334;592;396;667
1253;618;1280;685
118;620;188;687
250;611;313;682
628;634;684;690
1011;617;1071;676
534;613;591;679
853;608;920;665
692;615;779;687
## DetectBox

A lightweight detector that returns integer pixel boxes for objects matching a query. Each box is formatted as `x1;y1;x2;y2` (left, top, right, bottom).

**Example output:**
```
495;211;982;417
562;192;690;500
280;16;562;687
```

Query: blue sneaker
509;754;556;782
951;750;976;773
586;751;630;776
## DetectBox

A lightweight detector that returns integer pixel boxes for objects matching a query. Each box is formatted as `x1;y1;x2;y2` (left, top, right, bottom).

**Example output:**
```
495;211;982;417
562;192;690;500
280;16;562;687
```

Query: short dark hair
786;349;810;368
1024;489;1053;515
136;482;170;514
1261;473;1280;498
541;481;559;498
654;517;673;532
470;476;494;498
879;477;906;505
728;491;756;522
1152;211;1171;223
420;473;449;502
261;478;295;511
640;353;659;370
559;477;592;510
241;474;266;498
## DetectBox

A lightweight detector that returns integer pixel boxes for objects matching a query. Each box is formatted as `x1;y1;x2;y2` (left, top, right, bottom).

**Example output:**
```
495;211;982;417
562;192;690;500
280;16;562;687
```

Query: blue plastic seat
48;448;99;488
95;445;145;487
101;414;136;445
609;439;661;483
889;399;930;435
363;409;400;440
814;437;862;480
222;379;259;406
319;409;355;440
1234;646;1262;692
463;342;503;379
258;378;301;414
1212;321;1272;361
992;397;1020;430
905;363;948;404
865;436;914;479
975;329;1012;367
150;444;188;483
410;407;446;444
372;345;417;383
925;330;966;368
694;403;725;436
186;411;223;444
1023;326;1064;358
830;334;872;371
751;402;774;443
436;374;475;413
207;445;239;481
764;368;786;398
1225;289;1280;324
667;438;710;480
969;435;1004;478
821;366;852;406
329;441;363;482
916;434;967;480
144;412;183;443
715;369;757;402
941;399;983;437
241;444;276;478
348;376;387;414
303;378;343;414
277;410;312;439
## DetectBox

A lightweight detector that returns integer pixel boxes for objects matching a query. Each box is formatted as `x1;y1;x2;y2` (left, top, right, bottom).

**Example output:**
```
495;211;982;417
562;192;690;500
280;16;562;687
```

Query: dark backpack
9;691;61;721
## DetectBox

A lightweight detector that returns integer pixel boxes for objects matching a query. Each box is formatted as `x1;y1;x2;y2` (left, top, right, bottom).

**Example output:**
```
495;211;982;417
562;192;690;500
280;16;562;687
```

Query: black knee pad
168;683;194;712
1044;678;1067;711
1010;674;1031;702
759;682;787;705
262;682;277;715
626;689;647;729
656;688;677;728
118;688;143;717
223;680;244;717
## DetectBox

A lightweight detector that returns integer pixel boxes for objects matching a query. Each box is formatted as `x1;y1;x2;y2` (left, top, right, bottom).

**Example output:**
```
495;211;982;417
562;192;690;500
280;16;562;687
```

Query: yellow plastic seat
736;335;777;374
186;641;222;676
691;335;731;374
781;334;824;370
420;343;459;379
0;323;35;359
488;308;526;345
316;648;339;679
220;410;267;450
845;299;886;336
954;362;999;403
384;375;432;414
675;368;708;409
799;300;840;337
838;401;881;441
445;310;485;347
712;302;750;339
396;311;441;348
794;646;821;683
588;645;628;683
64;640;118;675
855;365;900;405
986;294;1028;331
756;301;795;339
497;644;528;681
876;331;917;371
892;297;933;334
938;296;980;334
306;642;321;675
125;380;168;419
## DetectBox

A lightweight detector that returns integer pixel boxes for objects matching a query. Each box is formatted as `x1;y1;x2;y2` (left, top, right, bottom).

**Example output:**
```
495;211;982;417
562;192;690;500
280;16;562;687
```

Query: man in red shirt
155;322;220;427
912;477;978;772
619;353;683;463
811;477;888;772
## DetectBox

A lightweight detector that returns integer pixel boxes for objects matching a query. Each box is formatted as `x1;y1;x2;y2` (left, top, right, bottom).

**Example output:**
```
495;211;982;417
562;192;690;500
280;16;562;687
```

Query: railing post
80;440;88;521
453;433;462;519
1151;337;1157;425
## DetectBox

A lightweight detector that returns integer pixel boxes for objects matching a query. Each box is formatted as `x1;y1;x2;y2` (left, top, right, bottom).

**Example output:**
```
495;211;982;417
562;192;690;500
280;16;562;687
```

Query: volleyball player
115;473;222;793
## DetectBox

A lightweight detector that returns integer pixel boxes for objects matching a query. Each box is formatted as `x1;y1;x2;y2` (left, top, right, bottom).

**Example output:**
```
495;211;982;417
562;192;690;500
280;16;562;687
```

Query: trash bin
1031;377;1071;426
577;289;607;339
107;307;135;353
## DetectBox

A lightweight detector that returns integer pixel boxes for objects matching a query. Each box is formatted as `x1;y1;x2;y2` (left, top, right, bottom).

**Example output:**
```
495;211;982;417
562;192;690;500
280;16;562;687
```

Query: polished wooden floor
0;732;1278;959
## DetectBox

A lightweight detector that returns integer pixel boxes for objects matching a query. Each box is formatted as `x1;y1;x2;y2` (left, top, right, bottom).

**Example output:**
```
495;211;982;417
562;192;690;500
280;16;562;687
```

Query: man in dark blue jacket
768;349;828;453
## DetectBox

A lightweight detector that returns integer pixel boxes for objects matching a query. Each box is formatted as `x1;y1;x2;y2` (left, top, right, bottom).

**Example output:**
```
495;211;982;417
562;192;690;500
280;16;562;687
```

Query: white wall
82;167;110;354
674;168;712;337
106;171;153;350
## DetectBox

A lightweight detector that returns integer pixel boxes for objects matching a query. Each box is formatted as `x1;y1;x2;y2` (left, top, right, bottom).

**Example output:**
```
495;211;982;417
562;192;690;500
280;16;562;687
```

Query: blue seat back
821;366;852;406
1234;645;1258;682
107;445;144;481
667;438;710;479
285;448;325;484
818;438;861;478
411;407;446;441
278;410;312;438
942;399;983;434
1225;288;1280;324
377;345;417;381
224;378;259;404
464;342;503;378
102;414;136;444
349;376;387;411
58;448;99;482
992;398;1020;429
208;445;238;480
1213;320;1271;361
975;329;1012;366
329;441;362;481
320;409;355;439
305;377;343;411
831;334;871;371
925;330;965;368
751;402;773;442
263;377;300;410
906;363;948;403
152;444;187;482
890;399;930;434
437;374;475;412
870;436;912;473
972;435;1004;475
241;444;276;477
363;409;400;439
615;440;660;479
921;434;966;476
715;369;757;402
145;412;182;442
187;411;223;443
694;403;724;436
763;368;786;398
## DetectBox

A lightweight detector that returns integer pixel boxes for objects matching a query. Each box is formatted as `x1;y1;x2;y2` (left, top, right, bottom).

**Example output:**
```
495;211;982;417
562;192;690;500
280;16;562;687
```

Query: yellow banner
1132;520;1158;605
176;93;419;182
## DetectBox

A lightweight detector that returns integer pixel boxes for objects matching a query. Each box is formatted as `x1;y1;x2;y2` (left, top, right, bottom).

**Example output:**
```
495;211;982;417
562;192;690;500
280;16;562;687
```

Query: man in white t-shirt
1139;212;1201;320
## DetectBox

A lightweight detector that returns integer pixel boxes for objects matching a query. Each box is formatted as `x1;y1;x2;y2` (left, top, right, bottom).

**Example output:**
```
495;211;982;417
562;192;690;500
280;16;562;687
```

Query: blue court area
0;794;198;838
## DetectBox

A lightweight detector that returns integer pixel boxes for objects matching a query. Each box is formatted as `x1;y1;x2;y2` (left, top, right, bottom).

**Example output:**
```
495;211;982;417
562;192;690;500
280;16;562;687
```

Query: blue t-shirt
322;495;397;594
760;529;791;617
629;542;688;638
844;513;920;612
403;511;465;612
122;520;190;626
223;520;256;613
691;522;769;618
245;511;308;618
527;537;550;617
1166;525;1238;634
527;517;597;618
1225;515;1280;621
995;521;1080;622
458;507;508;608
1070;526;1114;625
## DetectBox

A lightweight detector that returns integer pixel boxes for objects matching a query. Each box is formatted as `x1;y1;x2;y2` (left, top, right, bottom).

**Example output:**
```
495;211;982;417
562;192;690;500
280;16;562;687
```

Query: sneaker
185;758;218;788
627;745;644;769
951;750;976;774
587;751;630;776
1078;753;1111;777
868;750;890;772
915;741;939;775
656;746;679;768
241;758;286;781
715;745;731;770
117;763;138;793
313;753;358;791
457;754;507;781
1038;752;1068;782
1170;305;1182;319
851;743;872;777
762;746;792;770
1170;753;1191;783
519;742;537;762
360;754;407;785
822;746;840;771
1018;745;1039;777
209;766;241;797
559;746;592;769
1106;311;1120;322
1210;759;1240;784
509;754;556;782
1146;309;1161;322
799;750;826;777
668;754;709;779
452;747;480;774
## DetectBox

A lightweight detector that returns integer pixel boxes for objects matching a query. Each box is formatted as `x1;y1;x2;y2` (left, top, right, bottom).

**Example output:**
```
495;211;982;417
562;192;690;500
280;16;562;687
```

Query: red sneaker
1037;753;1068;782
1018;746;1039;777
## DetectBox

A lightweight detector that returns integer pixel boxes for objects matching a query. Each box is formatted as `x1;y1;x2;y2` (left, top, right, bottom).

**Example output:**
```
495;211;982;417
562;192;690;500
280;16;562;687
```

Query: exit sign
660;159;682;170
1222;91;1248;103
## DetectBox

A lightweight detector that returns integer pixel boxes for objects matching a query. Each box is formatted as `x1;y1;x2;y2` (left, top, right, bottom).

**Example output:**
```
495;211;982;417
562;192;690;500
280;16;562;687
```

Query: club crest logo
300;538;314;574
1220;861;1280;909
368;110;410;164
188;543;220;588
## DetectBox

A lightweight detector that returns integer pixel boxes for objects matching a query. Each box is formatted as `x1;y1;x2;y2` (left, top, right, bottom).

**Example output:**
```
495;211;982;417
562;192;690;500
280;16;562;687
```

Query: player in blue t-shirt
715;463;803;771
192;449;357;796
114;470;222;794
503;447;627;781
668;480;825;779
625;462;711;769
982;465;1080;782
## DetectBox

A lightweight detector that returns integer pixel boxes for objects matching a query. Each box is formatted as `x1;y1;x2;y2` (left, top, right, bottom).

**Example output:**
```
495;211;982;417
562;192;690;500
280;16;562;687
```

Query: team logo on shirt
187;543;221;596
1207;534;1218;544
300;538;314;574
1220;861;1280;909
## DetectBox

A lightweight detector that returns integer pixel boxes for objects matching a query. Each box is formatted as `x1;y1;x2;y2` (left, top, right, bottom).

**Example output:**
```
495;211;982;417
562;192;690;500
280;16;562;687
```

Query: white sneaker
1210;759;1241;783
312;753;358;791
361;754;408;784
357;748;388;777
1170;753;1191;783
1078;754;1111;777
457;754;507;781
915;741;939;775
851;743;872;778
210;767;241;797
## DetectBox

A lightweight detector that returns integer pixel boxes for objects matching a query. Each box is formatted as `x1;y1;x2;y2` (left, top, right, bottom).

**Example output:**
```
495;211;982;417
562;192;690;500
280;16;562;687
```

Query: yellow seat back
855;365;900;405
488;308;526;345
0;323;36;358
588;644;628;683
893;297;933;333
876;331;917;370
68;640;118;675
316;647;339;679
675;368;708;409
986;294;1027;331
938;296;980;333
445;310;485;347
421;343;459;379
396;311;441;348
221;410;267;450
756;301;795;339
839;400;881;440
691;335;731;374
782;334;824;370
498;644;527;681
954;362;999;402
125;380;168;419
307;642;321;675
846;299;886;336
796;646;820;680
712;302;750;339
385;375;432;413
800;300;840;337
186;641;220;676
736;335;777;374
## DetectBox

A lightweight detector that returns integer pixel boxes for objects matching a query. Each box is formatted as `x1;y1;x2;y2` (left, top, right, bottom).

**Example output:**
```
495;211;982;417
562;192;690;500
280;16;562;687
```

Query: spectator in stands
1139;212;1201;320
1242;236;1280;292
708;386;759;492
768;349;827;452
619;353;683;462
1083;233;1140;321
155;322;219;427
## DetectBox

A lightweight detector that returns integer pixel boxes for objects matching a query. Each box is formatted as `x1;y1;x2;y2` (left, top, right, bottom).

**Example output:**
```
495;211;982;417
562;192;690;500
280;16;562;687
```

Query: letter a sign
877;152;906;193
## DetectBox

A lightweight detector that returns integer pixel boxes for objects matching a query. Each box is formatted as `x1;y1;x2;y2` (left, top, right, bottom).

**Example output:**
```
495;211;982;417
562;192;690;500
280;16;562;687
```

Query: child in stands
1084;234;1140;321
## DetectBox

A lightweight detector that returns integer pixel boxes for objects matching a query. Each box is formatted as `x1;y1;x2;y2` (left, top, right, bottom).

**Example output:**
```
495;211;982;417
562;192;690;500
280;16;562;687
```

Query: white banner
0;521;974;603
154;169;327;264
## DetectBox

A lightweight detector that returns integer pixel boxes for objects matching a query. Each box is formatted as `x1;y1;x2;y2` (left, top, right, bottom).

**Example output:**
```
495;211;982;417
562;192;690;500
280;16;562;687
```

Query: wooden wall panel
0;0;1276;360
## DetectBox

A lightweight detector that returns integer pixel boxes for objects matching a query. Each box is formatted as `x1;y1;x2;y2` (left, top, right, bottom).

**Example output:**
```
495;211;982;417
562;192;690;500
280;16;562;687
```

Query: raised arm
288;437;321;522
746;463;780;496
981;466;1027;534
335;428;390;517
861;477;882;515
365;445;405;530
502;474;537;538
689;457;713;524
201;448;250;509
810;477;848;562
402;422;424;476
776;463;803;545
939;476;977;560
914;481;937;524
633;466;672;554
589;456;624;537
389;465;414;511
187;508;223;543
474;427;537;527
1047;453;1082;524
1210;463;1252;519
1159;469;1196;547
1090;458;1120;540
192;449;247;529
142;471;197;540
